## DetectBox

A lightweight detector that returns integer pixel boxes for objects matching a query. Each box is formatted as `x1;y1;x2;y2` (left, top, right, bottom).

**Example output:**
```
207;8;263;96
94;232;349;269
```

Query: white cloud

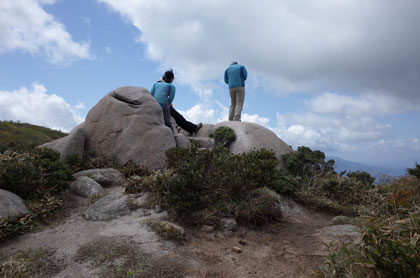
98;0;420;102
0;84;84;132
105;46;112;54
242;113;270;126
0;0;92;65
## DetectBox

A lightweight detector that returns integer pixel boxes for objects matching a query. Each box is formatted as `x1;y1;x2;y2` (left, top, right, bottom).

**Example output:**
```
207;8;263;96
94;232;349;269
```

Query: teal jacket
150;81;176;107
224;64;248;89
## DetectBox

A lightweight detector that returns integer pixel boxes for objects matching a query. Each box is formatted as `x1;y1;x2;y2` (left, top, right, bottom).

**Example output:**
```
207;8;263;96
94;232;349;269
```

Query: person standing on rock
224;62;248;121
150;70;176;132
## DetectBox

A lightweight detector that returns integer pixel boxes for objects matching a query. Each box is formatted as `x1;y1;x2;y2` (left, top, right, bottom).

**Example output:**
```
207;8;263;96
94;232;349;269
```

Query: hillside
0;121;67;152
327;156;405;179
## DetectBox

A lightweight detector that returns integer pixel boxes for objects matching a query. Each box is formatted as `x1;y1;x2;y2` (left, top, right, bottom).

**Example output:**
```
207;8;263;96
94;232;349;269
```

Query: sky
1;0;420;169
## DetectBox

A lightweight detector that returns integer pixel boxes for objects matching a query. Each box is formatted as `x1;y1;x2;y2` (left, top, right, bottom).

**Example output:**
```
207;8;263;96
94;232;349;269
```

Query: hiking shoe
194;123;203;134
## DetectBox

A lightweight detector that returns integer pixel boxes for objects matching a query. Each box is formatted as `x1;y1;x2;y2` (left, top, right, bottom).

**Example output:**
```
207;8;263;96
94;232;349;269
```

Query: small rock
201;225;214;232
232;246;242;253
220;218;237;231
85;193;131;221
0;189;29;221
154;205;162;213
74;168;125;187
331;216;352;225
70;176;104;198
238;239;247;245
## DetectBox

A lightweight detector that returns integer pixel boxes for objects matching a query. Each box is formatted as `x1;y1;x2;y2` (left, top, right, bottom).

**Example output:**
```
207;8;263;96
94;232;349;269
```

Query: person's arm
168;85;176;104
224;69;229;84
242;66;248;80
150;83;156;96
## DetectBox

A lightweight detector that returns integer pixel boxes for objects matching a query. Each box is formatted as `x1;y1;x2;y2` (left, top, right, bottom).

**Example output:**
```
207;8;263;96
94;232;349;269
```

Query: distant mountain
0;121;67;152
326;156;405;180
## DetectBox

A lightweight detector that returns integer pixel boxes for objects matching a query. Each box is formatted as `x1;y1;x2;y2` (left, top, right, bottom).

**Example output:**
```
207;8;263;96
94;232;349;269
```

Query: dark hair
231;61;238;65
162;69;174;82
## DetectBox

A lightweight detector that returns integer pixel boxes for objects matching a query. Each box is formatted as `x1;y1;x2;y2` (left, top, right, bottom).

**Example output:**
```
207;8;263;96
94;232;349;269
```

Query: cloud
0;84;84;132
105;46;112;54
99;0;420;102
0;0;92;65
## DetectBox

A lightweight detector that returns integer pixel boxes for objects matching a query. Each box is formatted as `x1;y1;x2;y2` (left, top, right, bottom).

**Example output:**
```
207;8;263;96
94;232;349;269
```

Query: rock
318;224;360;239
220;218;237;231
187;137;215;149
85;193;132;221
264;188;312;224
232;246;242;253
331;216;352;225
74;168;125;187
44;87;176;170
42;123;86;159
70;176;104;198
201;225;214;232
174;133;191;148
214;121;292;166
0;189;29;220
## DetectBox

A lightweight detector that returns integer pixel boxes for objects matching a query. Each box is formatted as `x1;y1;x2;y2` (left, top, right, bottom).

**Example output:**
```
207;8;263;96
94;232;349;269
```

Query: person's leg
229;88;236;121
233;87;245;121
170;106;197;134
162;104;174;132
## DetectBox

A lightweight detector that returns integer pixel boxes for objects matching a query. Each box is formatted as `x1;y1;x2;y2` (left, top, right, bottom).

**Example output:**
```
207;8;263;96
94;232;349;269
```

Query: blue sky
1;0;420;169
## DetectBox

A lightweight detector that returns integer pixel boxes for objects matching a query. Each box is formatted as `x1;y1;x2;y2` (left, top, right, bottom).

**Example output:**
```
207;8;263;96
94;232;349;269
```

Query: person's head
162;69;175;83
231;61;238;65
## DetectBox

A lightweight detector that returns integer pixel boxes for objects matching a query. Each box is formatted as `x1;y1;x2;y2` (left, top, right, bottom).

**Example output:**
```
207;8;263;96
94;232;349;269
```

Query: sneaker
194;123;203;134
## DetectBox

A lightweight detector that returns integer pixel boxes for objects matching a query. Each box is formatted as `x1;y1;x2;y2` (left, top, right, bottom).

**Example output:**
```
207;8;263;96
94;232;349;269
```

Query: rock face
43;87;176;170
43;124;86;159
0;189;29;220
214;121;293;162
84;193;132;221
73;168;125;187
70;176;104;198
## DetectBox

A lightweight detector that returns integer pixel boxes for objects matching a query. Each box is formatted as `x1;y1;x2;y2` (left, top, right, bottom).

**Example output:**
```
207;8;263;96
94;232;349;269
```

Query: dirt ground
0;186;339;278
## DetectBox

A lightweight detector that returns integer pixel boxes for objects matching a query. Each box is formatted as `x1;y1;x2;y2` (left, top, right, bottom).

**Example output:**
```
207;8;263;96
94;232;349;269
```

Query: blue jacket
224;64;248;89
150;81;176;107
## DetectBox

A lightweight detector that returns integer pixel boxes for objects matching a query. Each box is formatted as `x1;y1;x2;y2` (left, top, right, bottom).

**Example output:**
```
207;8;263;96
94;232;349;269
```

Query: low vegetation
0;121;66;153
0;248;63;278
0;147;74;241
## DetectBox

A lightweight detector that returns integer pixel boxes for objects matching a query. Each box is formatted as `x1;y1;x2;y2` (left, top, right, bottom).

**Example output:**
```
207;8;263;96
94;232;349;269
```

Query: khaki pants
229;87;245;121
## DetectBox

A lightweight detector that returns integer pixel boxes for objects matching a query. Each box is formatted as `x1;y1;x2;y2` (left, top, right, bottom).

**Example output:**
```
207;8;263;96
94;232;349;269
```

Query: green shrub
346;171;375;186
65;151;117;173
210;126;236;148
142;145;280;224
0;148;73;199
407;163;420;179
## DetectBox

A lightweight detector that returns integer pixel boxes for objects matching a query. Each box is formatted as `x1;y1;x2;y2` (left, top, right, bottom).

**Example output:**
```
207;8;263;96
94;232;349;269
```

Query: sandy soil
0;186;344;278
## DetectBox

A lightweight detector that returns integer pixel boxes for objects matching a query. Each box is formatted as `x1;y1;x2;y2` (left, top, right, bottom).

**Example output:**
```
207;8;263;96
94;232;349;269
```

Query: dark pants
170;106;197;134
162;102;173;133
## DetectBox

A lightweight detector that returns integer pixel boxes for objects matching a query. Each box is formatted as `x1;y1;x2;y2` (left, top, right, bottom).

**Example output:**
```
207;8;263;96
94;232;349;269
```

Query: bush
138;145;280;224
407;163;420;179
0;148;73;199
65;151;118;173
210;126;236;148
319;213;420;278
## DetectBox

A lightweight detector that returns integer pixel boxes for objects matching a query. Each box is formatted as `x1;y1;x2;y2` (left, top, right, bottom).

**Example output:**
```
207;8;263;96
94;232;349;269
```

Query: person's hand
171;104;174;108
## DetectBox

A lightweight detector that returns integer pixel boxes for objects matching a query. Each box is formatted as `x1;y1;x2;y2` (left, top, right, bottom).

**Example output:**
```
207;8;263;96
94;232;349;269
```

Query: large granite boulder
43;87;176;170
43;123;86;159
0;189;29;221
214;121;293;162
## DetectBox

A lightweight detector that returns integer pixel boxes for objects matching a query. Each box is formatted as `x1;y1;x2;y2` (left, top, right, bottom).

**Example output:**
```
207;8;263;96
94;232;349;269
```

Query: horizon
1;0;419;169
